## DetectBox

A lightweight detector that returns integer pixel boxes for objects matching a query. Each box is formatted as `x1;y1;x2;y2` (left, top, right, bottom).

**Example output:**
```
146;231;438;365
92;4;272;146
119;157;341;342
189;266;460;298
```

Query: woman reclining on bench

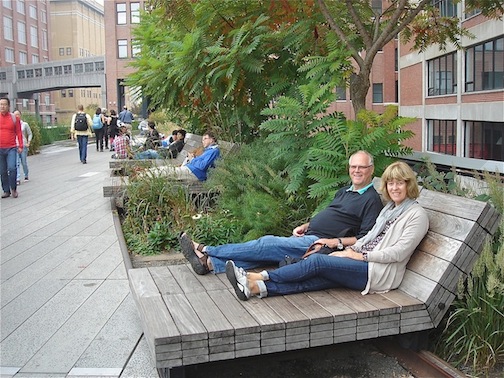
226;161;429;300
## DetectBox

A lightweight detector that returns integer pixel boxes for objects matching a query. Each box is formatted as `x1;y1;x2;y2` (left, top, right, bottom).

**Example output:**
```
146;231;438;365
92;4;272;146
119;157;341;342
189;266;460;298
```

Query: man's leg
20;147;29;179
206;234;318;273
0;149;10;194
6;148;18;191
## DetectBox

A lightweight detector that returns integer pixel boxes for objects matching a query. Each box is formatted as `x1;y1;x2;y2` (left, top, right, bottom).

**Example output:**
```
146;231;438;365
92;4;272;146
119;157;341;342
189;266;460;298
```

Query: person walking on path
13;110;32;184
108;109;119;151
226;161;429;301
0;97;23;198
180;150;384;274
118;105;134;135
70;104;93;164
92;108;105;152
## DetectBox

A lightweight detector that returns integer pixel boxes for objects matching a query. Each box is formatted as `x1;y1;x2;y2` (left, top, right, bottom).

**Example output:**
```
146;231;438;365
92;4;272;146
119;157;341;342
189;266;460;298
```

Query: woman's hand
329;248;363;260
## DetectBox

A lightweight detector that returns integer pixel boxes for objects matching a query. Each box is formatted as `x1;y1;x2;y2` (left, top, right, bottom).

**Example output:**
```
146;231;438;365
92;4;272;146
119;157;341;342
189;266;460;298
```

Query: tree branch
316;0;364;67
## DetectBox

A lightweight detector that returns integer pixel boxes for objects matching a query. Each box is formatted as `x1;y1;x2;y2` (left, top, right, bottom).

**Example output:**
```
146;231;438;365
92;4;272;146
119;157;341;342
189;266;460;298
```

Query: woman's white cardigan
353;203;429;295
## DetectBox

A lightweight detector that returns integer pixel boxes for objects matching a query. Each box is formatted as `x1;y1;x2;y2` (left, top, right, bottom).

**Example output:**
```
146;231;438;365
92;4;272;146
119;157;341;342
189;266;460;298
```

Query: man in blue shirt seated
146;131;220;182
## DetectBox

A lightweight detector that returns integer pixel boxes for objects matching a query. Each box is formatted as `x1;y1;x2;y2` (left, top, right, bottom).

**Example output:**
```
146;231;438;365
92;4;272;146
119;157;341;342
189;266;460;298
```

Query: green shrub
189;210;243;246
206;140;316;241
122;173;198;255
39;126;70;146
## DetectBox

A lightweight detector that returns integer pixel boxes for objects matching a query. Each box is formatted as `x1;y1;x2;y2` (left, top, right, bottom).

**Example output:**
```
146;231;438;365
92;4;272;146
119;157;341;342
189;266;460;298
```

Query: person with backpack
70;104;93;164
92;108;105;152
0;97;23;198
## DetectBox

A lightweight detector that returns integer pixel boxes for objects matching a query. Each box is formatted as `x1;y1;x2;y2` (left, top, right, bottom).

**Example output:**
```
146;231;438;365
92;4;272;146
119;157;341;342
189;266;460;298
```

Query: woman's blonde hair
380;161;420;202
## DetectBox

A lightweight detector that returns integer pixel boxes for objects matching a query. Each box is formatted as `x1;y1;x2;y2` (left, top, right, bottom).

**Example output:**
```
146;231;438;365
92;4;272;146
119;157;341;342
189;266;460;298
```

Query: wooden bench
127;183;501;377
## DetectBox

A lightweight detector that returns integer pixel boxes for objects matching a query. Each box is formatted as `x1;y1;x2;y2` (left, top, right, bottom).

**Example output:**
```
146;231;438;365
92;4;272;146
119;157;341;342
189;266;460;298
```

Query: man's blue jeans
0;147;18;193
206;234;319;273
77;135;88;162
263;253;368;296
17;146;29;180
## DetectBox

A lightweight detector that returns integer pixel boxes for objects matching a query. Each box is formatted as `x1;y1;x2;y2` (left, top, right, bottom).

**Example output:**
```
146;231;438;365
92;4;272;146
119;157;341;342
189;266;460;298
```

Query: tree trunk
350;70;370;117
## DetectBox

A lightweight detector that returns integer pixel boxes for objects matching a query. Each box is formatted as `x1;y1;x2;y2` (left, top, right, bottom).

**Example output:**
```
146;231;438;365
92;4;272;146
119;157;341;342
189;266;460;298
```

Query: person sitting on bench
225;161;429;300
179;150;384;274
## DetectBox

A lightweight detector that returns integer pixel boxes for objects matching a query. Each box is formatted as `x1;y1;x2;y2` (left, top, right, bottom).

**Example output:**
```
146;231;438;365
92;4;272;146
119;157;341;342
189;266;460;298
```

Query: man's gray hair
349;150;374;165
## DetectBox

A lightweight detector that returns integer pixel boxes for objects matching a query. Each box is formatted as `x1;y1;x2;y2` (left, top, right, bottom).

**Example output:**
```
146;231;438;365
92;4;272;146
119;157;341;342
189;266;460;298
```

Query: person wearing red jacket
0;97;23;198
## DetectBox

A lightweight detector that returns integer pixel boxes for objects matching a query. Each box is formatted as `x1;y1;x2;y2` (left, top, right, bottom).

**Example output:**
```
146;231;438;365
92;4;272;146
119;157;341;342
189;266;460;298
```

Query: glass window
131;40;140;57
372;83;383;103
59;47;64;56
0;72;6;81
66;47;72;55
64;65;72;74
427;52;457;96
54;66;62;75
42;30;48;50
131;2;140;23
44;95;50;106
335;86;346;101
32;54;39;63
118;39;128;58
17;21;26;44
30;25;38;48
45;67;53;76
5;48;14;63
26;69;34;78
84;63;94;72
3;16;13;40
75;63;83;73
41;9;47;24
465;121;503;161
17;0;24;14
19;51;27;65
17;70;25;79
116;3;127;25
29;5;37;19
61;90;66;98
35;68;42;77
465;36;504;92
371;0;382;14
432;0;456;17
95;61;104;71
3;0;12;9
69;89;74;98
427;119;457;155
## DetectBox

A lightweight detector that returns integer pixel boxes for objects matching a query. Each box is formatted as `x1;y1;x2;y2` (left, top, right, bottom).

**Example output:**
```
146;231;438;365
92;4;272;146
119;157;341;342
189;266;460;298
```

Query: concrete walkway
1;141;158;377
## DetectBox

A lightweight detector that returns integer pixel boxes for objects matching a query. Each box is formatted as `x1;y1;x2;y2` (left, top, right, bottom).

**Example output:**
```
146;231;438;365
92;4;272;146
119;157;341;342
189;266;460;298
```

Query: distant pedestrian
70;104;93;164
0;97;23;198
13;110;32;183
101;108;110;150
108;109;119;151
92;108;106;152
118;105;134;135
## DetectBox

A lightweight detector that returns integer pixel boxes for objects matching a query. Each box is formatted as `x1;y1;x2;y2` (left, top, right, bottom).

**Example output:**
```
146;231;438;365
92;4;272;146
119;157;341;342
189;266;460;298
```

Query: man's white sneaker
226;260;250;301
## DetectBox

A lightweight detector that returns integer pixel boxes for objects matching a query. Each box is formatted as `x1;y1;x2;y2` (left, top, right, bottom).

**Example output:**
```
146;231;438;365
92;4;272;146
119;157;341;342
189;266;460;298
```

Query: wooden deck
127;186;501;377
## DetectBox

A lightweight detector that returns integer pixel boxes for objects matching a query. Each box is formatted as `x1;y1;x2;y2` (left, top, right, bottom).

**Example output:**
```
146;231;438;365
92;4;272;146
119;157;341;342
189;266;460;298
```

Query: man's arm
292;223;309;236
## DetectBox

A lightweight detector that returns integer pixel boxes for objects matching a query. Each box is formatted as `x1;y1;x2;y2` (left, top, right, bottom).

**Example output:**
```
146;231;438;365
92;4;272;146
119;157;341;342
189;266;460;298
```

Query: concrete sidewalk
0;141;158;377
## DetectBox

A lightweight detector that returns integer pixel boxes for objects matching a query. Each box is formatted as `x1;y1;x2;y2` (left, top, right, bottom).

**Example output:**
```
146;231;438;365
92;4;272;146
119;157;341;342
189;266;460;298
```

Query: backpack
74;113;88;131
92;114;103;130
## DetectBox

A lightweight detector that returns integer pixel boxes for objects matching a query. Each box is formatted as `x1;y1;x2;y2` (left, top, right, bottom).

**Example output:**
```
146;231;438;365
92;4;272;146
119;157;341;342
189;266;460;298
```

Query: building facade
0;0;53;121
104;0;144;115
50;0;104;123
399;3;503;170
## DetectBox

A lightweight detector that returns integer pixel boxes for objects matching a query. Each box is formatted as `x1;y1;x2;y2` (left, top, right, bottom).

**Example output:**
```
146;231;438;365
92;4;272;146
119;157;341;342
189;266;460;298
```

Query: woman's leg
263;253;368;296
20;147;29;179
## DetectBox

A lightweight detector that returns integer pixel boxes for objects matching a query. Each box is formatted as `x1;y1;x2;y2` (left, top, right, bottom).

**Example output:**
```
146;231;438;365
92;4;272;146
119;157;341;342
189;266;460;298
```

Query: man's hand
293;223;309;237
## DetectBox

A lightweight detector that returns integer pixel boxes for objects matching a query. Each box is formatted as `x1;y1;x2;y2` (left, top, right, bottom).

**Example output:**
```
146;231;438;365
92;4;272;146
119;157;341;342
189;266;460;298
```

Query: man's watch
336;238;344;250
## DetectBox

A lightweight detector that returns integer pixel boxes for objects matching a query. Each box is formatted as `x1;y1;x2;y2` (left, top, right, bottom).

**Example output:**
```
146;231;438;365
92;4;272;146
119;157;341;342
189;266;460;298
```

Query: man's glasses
349;164;373;170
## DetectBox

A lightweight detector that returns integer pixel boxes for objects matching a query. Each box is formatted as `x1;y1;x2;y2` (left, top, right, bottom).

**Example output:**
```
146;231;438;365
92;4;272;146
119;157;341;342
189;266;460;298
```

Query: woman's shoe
179;233;210;275
226;260;250;301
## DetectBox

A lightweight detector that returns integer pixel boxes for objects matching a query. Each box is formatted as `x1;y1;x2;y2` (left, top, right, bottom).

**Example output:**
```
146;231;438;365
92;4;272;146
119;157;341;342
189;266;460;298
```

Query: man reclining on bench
225;161;429;300
145;131;220;182
179;150;384;274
